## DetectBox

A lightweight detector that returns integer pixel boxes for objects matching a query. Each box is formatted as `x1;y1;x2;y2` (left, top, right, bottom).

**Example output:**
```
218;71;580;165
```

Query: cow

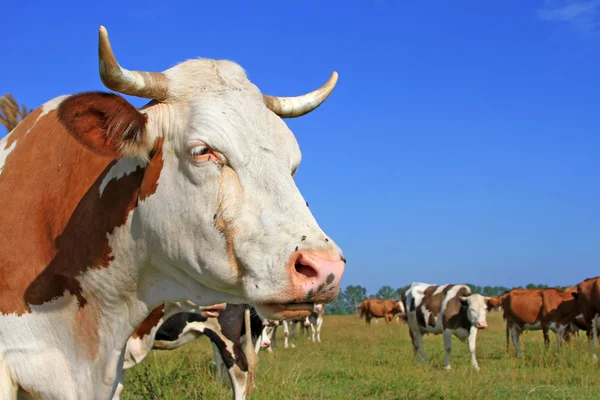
572;277;600;361
403;282;490;371
269;303;324;348
500;288;581;357
0;25;347;399
359;299;404;324
115;303;266;400
273;315;311;348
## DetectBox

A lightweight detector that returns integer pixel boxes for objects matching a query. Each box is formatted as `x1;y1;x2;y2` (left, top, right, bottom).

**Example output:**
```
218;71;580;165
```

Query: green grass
121;312;600;399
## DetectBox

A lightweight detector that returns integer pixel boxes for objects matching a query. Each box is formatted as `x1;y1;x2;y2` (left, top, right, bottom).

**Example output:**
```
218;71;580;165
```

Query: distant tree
375;285;396;299
394;285;409;299
341;285;367;315
0;93;31;133
325;293;348;315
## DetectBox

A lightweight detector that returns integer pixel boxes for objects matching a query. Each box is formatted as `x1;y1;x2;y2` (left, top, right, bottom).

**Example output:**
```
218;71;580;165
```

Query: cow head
58;27;346;320
459;294;489;329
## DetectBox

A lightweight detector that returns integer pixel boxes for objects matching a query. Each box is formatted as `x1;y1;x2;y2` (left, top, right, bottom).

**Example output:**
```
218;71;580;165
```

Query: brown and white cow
572;277;600;361
500;287;581;357
0;26;346;399
403;282;491;371
359;298;404;324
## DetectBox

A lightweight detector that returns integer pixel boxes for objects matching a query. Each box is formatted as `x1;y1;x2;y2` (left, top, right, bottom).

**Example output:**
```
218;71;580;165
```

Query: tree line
324;283;567;315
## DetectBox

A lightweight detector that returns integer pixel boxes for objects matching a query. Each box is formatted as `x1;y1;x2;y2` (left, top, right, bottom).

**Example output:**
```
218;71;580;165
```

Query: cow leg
542;326;550;349
283;321;290;349
468;327;480;371
290;321;298;348
211;342;229;383
310;322;316;342
410;329;428;364
271;325;278;349
511;326;522;357
316;316;323;343
591;316;599;361
442;329;453;370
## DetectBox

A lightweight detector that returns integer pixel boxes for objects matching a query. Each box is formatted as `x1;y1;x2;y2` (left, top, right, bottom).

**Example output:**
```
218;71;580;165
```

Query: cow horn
263;71;338;118
98;26;170;101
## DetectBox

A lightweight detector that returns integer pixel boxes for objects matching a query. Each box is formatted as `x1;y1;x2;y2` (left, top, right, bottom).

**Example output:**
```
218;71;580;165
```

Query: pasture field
122;312;600;399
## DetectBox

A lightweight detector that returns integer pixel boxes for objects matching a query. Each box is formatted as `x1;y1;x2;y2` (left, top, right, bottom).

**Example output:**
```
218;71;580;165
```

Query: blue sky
2;0;599;294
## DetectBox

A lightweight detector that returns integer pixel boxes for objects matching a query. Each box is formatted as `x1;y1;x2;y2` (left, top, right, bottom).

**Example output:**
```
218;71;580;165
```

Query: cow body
0;26;345;399
573;277;600;361
116;304;269;400
359;299;404;324
500;288;580;357
403;283;490;371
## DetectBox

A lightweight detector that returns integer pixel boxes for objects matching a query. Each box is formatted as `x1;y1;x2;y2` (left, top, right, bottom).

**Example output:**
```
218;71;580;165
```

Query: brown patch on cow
73;302;100;360
57;92;149;159
442;287;472;331
215;165;244;276
575;277;600;329
423;285;453;318
503;289;544;327
0;95;162;316
3;107;42;149
139;138;164;201
132;305;166;339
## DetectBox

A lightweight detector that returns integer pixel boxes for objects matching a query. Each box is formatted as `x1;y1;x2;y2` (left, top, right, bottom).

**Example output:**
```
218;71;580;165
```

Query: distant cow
573;277;600;361
271;304;325;348
500;288;581;357
116;304;270;400
403;282;490;371
359;299;404;324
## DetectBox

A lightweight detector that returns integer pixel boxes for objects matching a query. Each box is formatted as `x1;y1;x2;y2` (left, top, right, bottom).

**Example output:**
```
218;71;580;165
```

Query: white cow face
62;28;347;321
135;60;345;319
460;294;488;329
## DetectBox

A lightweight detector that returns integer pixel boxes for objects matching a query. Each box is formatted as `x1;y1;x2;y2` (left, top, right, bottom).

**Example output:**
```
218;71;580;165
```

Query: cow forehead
164;92;301;173
467;294;487;309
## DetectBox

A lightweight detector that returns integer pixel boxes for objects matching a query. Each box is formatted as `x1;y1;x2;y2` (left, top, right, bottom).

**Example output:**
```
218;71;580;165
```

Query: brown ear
57;92;150;159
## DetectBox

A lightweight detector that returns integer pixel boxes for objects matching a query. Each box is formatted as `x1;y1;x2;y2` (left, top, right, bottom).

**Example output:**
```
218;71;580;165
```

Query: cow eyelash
191;146;210;157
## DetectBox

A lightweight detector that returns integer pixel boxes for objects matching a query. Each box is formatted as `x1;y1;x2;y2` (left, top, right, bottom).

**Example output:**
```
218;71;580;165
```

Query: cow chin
254;303;315;320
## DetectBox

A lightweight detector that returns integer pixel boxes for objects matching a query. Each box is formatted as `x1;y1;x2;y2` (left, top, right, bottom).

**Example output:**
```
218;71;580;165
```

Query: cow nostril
295;262;318;279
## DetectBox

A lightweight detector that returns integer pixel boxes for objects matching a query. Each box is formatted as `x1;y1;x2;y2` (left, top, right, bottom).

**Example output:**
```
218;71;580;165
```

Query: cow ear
58;92;152;160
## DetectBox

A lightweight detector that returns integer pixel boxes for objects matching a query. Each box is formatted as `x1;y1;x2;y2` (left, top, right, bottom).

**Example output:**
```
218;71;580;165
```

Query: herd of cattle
0;24;596;400
357;277;600;373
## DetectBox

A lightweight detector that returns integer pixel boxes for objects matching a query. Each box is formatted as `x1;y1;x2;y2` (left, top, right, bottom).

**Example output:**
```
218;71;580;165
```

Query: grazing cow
0;26;346;399
116;304;269;400
500;288;581;357
359;299;404;324
572;277;600;361
403;282;490;371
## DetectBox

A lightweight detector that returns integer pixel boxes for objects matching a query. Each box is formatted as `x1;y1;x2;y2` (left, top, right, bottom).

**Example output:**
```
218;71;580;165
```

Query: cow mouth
258;302;315;318
204;310;220;318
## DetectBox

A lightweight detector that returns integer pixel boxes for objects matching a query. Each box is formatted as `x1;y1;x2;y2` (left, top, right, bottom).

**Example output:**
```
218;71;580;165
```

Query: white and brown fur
402;283;490;371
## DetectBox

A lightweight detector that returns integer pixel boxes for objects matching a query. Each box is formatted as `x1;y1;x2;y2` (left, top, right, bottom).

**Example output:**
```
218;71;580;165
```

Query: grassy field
122;312;600;399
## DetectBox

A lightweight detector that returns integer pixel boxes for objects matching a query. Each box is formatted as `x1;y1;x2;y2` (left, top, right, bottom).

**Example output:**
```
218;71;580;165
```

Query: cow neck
0;107;162;319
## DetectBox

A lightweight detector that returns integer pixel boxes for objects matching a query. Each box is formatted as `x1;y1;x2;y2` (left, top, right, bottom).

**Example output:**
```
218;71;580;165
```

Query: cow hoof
443;366;451;371
291;344;296;348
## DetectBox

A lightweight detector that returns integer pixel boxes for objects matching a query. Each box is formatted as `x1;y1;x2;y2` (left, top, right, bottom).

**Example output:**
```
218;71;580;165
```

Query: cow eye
189;144;218;163
191;146;209;158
